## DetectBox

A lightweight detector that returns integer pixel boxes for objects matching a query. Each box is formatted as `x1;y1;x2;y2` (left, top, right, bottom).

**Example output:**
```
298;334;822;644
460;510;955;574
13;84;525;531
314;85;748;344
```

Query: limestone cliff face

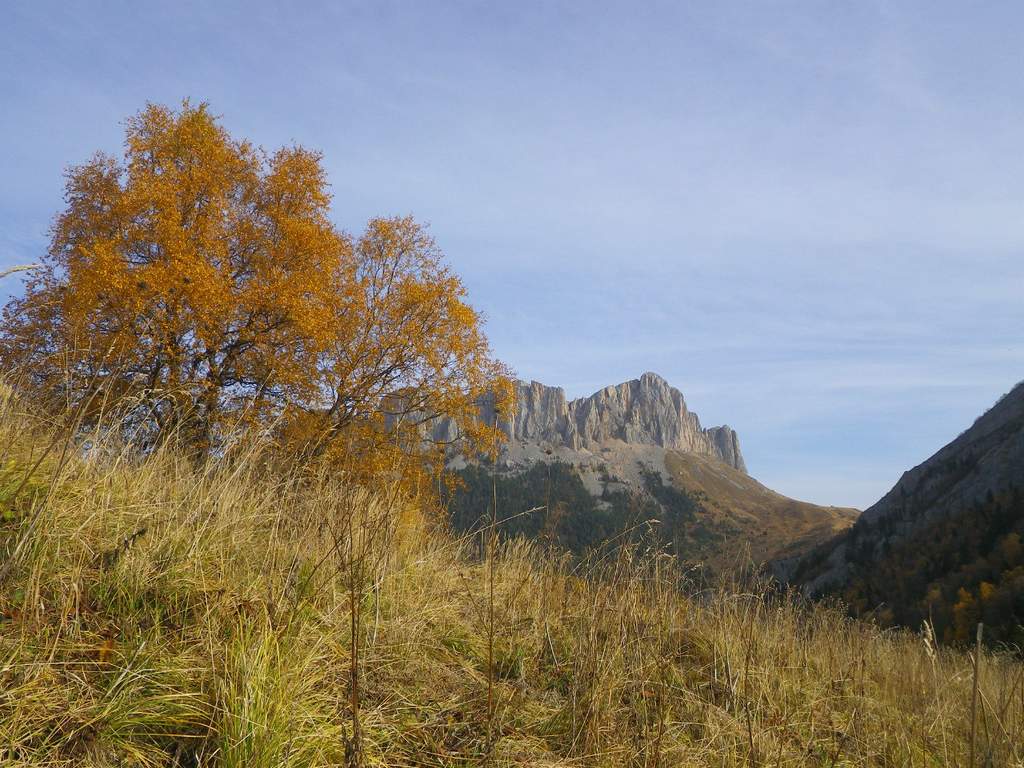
510;380;573;444
506;372;746;472
707;425;746;474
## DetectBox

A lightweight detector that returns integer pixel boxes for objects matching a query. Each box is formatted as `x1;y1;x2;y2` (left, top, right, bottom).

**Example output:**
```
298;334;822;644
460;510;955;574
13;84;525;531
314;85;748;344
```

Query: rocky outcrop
707;425;746;474
510;380;573;444
503;372;746;472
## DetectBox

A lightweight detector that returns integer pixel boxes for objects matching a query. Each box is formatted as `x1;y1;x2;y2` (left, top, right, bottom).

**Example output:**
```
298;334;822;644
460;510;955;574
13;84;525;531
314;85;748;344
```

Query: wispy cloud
2;1;1022;508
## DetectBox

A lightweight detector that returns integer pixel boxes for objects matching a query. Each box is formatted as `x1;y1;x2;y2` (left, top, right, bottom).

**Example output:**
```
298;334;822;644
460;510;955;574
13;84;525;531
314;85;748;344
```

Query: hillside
2;388;1023;766
663;451;857;565
443;373;855;572
792;380;1024;645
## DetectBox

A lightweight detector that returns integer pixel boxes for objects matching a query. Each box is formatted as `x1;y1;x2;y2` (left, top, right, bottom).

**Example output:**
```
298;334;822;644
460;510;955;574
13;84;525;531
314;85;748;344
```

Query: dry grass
1;386;1023;767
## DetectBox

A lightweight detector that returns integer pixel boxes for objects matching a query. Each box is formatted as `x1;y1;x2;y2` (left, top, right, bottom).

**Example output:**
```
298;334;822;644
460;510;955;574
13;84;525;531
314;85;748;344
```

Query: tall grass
1;386;1023;766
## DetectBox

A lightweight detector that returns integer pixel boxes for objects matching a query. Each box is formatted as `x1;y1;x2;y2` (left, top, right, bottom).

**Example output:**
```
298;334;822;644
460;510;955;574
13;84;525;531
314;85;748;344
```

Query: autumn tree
0;101;508;488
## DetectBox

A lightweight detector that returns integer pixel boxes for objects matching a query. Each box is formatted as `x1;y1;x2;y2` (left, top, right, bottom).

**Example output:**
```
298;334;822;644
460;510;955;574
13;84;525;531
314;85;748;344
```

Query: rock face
506;372;746;472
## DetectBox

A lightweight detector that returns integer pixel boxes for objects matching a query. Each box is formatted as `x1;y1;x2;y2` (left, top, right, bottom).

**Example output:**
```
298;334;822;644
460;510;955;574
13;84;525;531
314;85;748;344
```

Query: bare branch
0;264;40;280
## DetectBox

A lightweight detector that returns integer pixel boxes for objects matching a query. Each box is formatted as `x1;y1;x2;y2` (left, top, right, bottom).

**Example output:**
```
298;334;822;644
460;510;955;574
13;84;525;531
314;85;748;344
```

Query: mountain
791;380;1024;645
506;372;746;470
435;372;745;471
442;373;856;572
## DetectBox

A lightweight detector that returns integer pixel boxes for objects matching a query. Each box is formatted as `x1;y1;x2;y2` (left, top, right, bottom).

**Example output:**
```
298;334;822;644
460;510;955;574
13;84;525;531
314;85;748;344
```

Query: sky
2;1;1022;508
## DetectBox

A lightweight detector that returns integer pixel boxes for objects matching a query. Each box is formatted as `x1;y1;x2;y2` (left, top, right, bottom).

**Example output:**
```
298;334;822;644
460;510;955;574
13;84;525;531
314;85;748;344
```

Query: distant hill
442;373;855;573
791;380;1024;645
663;450;856;567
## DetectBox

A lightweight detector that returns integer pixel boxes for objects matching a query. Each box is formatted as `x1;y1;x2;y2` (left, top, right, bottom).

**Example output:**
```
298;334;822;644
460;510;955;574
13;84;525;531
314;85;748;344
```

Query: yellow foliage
951;587;978;643
1000;532;1022;563
978;581;996;603
0;101;509;496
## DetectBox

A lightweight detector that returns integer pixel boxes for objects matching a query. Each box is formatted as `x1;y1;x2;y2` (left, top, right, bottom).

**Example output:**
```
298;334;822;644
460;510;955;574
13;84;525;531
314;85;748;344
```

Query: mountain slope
664;451;856;565
792;380;1024;644
444;373;855;571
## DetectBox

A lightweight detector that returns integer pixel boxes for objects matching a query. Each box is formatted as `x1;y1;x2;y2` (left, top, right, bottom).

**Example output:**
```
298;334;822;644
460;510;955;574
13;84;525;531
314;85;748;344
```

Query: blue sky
2;1;1022;508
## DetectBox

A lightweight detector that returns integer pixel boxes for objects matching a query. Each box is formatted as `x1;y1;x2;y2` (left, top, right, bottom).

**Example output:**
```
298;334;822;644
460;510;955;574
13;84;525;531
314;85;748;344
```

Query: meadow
1;385;1022;767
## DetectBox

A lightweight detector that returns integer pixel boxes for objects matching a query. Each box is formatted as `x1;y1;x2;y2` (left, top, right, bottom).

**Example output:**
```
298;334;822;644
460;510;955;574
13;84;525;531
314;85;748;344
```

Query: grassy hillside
663;451;858;565
2;389;1023;766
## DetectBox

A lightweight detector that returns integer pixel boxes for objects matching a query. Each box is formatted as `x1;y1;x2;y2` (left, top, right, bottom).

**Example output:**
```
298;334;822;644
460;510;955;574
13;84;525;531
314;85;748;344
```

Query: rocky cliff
505;372;746;471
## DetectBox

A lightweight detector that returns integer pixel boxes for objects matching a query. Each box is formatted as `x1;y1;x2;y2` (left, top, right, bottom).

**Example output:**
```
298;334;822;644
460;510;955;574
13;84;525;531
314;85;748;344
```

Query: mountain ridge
790;379;1024;644
437;372;745;472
